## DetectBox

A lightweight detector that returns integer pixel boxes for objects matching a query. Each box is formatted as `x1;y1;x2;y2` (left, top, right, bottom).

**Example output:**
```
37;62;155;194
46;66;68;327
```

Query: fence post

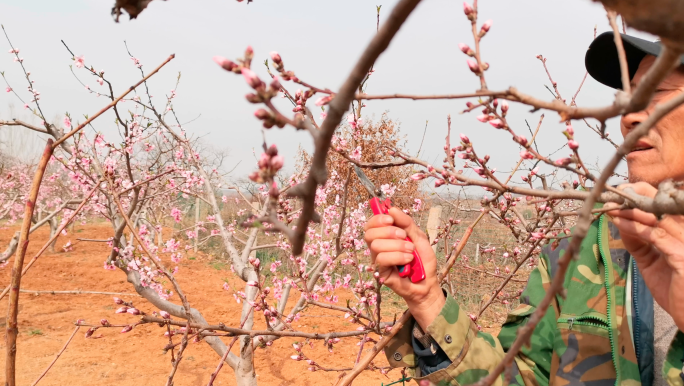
426;205;442;253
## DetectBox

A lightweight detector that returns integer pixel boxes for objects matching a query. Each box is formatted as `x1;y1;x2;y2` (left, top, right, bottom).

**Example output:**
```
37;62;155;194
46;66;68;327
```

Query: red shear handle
369;197;426;283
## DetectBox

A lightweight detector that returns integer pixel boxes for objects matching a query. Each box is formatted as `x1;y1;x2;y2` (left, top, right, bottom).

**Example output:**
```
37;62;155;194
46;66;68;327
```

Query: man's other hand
608;182;684;332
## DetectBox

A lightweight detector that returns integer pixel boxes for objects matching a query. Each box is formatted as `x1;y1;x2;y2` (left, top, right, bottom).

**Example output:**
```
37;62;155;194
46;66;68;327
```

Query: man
365;31;684;386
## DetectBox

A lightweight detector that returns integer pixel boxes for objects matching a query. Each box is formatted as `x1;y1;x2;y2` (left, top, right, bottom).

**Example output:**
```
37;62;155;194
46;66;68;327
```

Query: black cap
585;31;684;89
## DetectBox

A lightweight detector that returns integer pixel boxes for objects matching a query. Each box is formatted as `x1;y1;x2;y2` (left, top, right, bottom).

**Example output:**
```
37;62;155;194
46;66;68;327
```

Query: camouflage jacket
385;215;684;386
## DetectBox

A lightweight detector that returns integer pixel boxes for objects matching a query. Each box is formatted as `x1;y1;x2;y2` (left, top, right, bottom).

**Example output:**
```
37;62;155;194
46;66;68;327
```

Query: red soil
0;224;401;386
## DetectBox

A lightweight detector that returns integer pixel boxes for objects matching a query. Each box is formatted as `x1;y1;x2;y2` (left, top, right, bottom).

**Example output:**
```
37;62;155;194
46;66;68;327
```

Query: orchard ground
0;221;508;385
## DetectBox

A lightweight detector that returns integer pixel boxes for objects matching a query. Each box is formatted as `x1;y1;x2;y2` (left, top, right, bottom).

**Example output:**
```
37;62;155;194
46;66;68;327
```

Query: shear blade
352;165;378;198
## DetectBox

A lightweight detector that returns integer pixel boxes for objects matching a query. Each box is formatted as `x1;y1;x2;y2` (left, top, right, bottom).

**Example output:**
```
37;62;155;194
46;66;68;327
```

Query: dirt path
0;224;400;385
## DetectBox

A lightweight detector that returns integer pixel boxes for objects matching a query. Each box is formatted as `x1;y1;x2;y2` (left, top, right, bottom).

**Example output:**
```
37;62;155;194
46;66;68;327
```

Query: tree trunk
48;217;58;253
0;232;20;263
234;361;258;386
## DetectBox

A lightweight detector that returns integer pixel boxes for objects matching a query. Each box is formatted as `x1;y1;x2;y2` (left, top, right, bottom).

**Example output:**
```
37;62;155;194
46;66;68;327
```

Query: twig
438;210;487;282
0;120;49;134
503;114;544;185
141;315;371;339
30;326;80;386
165;320;190;386
52;54;175;148
250;244;279;251
337;312;411;386
458;264;527;283
415;120;429;157
20;290;141;296
607;10;631;93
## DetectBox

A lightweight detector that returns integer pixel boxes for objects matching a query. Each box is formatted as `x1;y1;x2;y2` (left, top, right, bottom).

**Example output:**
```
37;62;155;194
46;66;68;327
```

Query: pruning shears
354;166;426;283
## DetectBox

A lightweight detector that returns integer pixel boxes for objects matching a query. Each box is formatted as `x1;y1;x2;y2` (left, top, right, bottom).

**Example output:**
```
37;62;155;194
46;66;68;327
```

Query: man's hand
608;182;684;332
364;207;445;330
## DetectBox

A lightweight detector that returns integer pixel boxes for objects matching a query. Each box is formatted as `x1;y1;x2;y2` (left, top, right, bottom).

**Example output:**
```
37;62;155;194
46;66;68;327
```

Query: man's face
621;55;684;185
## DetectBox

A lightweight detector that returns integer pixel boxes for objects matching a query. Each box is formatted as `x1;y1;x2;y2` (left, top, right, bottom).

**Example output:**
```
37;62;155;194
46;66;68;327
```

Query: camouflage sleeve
663;330;684;386
384;250;558;386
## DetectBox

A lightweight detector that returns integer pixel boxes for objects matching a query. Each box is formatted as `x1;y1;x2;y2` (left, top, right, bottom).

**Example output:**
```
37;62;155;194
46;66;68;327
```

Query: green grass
28;328;43;336
209;261;228;271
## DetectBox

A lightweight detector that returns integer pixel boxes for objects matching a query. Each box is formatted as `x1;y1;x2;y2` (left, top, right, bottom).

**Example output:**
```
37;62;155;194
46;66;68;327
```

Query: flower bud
270;155;284;171
258;153;270;169
113;297;124;304
213;56;238;72
467;59;480;73
554;158;572;167
500;100;509;112
100;319;110;326
410;173;426;181
270;51;282;64
531;232;545;240
241;68;262;89
270;76;282;91
126;308;141;315
85;328;96;338
488;119;504;129
476;114;489;122
115;306;129;314
434;179;445;188
245;93;263;104
568;140;579;150
254;109;270;120
515;135;528;146
519;150;534;160
315;95;333;106
481;19;493;33
459;133;470;143
458;43;473;56
159;311;171;319
120;325;133;333
463;1;474;15
566;123;574;136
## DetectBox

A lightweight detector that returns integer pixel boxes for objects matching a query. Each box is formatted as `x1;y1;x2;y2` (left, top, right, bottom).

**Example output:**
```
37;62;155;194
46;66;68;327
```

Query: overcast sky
0;0;653;188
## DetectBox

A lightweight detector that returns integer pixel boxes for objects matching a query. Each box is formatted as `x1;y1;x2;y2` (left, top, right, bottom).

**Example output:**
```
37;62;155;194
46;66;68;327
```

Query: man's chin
628;169;661;186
